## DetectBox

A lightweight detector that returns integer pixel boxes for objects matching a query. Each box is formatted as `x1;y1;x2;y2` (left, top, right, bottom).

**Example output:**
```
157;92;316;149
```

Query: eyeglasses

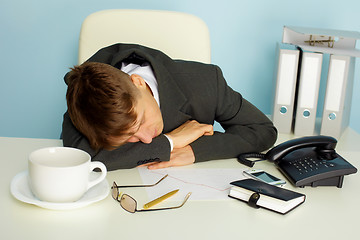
111;174;192;213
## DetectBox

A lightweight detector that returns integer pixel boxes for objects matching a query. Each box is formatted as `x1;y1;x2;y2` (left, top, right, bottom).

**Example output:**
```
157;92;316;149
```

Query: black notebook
229;179;306;214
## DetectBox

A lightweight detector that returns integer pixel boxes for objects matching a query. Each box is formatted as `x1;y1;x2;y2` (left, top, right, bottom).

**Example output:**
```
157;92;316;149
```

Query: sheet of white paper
138;167;247;201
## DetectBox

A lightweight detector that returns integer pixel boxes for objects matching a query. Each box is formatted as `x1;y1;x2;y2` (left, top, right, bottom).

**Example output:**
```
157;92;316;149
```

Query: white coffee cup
28;147;107;203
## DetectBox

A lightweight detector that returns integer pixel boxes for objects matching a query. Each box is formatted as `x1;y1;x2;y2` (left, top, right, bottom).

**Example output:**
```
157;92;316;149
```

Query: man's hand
138;120;213;169
144;145;195;170
166;120;213;149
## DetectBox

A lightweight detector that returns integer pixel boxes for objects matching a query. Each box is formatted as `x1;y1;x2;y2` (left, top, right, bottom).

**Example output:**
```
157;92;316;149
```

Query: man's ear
130;74;146;89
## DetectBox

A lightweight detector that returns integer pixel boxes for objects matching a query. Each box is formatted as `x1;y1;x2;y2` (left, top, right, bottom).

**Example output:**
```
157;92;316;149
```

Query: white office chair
78;9;211;64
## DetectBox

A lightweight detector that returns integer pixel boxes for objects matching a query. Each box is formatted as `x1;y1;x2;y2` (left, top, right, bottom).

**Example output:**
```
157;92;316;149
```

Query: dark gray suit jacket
62;43;277;170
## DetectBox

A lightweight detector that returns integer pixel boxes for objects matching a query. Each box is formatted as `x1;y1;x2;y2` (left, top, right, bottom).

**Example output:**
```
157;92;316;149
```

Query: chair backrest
78;9;211;64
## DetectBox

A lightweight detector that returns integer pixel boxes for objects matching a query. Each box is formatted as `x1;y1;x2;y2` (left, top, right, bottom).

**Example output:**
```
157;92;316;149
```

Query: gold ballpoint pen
143;189;179;209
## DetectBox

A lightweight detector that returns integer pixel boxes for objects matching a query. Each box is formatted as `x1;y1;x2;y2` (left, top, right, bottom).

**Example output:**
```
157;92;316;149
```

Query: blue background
1;0;359;139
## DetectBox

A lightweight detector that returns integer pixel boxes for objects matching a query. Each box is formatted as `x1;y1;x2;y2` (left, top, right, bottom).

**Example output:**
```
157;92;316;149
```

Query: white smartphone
243;169;286;186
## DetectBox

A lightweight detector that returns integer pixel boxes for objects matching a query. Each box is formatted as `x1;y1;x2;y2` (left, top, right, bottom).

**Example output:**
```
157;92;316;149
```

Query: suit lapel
153;63;192;133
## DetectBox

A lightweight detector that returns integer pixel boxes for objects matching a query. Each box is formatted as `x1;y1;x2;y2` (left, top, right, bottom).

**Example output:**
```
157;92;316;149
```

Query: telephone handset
238;136;357;188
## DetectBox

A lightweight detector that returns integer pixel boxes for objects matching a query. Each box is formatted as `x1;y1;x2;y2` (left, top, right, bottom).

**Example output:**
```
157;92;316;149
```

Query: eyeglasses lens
120;194;137;213
112;183;119;200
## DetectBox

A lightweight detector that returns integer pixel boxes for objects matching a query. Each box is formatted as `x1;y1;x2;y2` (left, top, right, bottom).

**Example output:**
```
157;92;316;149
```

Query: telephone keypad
288;157;335;175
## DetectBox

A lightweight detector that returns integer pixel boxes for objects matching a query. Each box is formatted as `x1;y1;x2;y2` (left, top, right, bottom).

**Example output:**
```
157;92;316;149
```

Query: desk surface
1;128;360;240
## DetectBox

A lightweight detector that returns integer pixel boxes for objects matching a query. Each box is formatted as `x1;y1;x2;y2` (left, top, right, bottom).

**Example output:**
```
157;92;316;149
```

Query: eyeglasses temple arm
112;174;168;188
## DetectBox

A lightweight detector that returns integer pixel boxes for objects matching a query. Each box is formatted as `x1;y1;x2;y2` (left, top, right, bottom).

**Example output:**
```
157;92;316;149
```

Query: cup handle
87;161;107;190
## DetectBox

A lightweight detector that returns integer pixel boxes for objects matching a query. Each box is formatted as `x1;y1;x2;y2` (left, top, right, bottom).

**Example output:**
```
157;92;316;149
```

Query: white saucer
10;171;109;210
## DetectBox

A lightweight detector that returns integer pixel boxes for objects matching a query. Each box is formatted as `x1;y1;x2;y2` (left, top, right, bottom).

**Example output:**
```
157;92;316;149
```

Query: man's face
126;87;164;144
111;74;164;146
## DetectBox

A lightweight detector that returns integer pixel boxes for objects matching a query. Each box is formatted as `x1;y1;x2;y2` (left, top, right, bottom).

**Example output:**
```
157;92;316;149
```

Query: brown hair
66;62;140;150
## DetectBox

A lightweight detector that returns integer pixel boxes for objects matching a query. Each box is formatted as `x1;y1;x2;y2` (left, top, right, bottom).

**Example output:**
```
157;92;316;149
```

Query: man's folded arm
189;66;277;163
190;120;277;163
62;112;171;170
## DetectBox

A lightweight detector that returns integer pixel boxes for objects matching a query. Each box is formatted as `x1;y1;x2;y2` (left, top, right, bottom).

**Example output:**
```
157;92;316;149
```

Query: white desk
1;128;360;240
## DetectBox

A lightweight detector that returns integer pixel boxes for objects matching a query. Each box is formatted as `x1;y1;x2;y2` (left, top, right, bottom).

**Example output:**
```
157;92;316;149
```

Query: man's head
66;62;164;151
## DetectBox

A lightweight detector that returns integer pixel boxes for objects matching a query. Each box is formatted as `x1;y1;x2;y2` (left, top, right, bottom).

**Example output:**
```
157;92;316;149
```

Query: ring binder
320;55;354;139
272;43;300;134
294;51;323;136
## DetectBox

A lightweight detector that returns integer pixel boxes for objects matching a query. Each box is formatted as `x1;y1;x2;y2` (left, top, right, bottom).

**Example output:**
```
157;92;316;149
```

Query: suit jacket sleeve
189;66;277;162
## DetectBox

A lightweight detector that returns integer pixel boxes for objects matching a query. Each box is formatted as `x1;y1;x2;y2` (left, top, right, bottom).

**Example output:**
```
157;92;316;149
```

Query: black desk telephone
238;136;357;188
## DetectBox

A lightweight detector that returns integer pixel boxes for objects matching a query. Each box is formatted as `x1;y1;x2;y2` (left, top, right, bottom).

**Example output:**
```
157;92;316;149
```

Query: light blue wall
1;0;360;139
